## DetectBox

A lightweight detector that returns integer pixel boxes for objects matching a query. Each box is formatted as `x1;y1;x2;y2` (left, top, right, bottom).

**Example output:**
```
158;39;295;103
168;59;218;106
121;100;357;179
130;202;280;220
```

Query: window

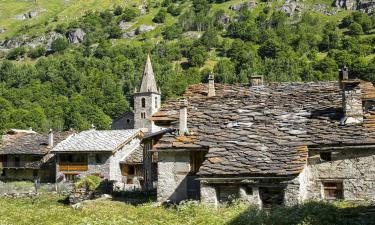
65;173;78;182
122;165;136;176
320;152;332;161
217;186;239;203
126;119;130;124
141;98;146;108
323;182;343;200
155;97;158;108
141;112;146;119
95;154;106;164
245;186;253;195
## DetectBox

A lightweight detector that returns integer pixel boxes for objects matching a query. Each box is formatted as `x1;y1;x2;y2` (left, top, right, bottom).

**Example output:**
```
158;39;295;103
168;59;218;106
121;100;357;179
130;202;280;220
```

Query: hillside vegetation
0;195;374;225
0;0;374;132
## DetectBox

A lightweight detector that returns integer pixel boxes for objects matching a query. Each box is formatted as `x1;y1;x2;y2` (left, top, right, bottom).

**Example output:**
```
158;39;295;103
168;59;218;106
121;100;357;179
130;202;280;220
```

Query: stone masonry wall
157;151;190;203
134;92;161;132
110;138;141;182
301;149;375;202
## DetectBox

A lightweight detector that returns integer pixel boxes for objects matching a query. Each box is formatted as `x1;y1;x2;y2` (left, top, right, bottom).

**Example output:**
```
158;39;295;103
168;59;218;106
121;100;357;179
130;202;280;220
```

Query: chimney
208;73;215;97
48;129;54;148
340;67;363;124
250;75;264;87
179;99;188;136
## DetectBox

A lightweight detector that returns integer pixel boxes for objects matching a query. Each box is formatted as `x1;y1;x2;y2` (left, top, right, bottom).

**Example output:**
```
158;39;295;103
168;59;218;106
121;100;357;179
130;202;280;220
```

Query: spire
139;54;159;93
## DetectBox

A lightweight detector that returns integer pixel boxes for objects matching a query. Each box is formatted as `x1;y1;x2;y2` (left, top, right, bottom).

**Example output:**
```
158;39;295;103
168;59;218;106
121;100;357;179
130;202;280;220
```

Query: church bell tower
134;54;161;132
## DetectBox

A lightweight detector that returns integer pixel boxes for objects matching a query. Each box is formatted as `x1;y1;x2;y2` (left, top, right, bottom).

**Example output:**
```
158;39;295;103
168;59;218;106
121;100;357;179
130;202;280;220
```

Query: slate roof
120;145;143;164
0;131;72;155
138;54;159;93
51;129;142;152
151;81;375;177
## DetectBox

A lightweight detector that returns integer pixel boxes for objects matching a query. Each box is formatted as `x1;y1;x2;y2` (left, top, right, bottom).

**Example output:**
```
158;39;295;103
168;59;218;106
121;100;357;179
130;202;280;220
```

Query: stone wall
302;148;375;202
157;151;191;202
134;92;161;132
110;138;140;182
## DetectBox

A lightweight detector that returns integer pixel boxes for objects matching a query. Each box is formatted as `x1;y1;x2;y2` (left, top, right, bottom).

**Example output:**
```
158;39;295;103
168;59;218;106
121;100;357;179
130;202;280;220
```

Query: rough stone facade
134;92;161;132
342;83;363;124
302;148;375;202
157;151;191;202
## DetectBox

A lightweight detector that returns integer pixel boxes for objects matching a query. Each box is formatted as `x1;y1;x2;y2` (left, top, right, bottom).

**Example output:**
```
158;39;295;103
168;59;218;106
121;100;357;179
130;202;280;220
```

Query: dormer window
141;98;146;108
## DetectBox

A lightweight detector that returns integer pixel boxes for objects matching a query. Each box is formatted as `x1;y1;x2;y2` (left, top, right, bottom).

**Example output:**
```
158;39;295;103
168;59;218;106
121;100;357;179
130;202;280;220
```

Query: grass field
0;194;374;225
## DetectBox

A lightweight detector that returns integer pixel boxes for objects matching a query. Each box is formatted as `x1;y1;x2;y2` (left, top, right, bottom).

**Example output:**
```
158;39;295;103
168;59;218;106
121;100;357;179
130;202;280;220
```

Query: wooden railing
59;163;88;171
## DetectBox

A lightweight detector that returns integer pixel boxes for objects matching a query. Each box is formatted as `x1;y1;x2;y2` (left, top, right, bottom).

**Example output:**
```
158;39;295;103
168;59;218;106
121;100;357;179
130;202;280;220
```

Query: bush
106;25;122;38
6;47;26;60
75;175;102;191
348;22;363;35
114;6;123;16
28;46;46;59
51;37;69;53
153;9;167;23
120;8;138;22
167;4;182;16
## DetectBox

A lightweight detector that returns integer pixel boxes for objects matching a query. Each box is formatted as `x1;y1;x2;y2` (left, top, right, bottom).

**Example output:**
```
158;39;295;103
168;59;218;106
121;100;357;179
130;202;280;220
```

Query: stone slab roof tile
51;129;141;152
151;81;375;176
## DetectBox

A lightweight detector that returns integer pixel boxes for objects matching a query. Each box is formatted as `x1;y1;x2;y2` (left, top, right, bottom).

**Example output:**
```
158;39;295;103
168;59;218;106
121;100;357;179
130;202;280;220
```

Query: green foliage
120;8;139;22
75;175;102;191
348;22;364;35
28;46;47;59
167;4;182;16
153;9;168;23
0;196;374;225
188;45;209;67
51;37;69;53
6;47;26;60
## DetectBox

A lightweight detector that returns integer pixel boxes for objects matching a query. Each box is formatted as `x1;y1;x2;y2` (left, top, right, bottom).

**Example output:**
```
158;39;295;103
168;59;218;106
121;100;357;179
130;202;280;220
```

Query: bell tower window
155;97;158;108
141;98;146;108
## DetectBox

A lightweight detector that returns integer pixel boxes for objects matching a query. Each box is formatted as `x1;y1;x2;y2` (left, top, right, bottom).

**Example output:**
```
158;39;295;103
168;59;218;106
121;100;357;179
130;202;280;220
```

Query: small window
245;186;253;195
126;119;130;124
323;182;343;200
141;98;146;108
141;112;146;119
155;97;158;108
217;186;239;203
122;165;136;176
95;154;106;164
65;173;78;182
320;152;332;161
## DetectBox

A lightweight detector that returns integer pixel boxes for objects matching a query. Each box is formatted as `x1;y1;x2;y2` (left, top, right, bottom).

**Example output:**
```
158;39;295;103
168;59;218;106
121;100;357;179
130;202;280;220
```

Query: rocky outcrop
122;24;156;39
0;32;64;50
15;8;46;20
182;31;202;39
119;21;135;31
67;28;86;44
334;0;358;9
229;1;257;11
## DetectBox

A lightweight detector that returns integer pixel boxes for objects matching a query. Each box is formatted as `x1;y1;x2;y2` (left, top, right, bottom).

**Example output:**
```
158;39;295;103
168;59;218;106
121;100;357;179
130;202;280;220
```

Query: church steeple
133;54;162;132
137;54;159;93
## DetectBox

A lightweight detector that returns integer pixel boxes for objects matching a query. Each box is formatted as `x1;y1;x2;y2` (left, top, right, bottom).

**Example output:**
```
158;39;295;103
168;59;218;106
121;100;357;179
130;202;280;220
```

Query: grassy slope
0;194;373;225
0;0;131;39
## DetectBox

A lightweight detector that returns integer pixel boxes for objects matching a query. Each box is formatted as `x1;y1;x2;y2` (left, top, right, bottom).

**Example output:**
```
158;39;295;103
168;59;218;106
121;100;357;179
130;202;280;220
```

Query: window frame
323;181;343;200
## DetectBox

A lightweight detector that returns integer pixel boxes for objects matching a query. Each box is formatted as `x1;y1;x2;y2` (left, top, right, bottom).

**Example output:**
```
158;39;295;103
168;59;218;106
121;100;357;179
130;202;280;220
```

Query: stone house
0;129;71;182
144;70;375;207
51;129;144;189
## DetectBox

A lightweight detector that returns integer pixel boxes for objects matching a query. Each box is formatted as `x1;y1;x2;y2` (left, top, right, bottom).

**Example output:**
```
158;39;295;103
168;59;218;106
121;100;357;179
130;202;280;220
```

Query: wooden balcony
59;163;88;171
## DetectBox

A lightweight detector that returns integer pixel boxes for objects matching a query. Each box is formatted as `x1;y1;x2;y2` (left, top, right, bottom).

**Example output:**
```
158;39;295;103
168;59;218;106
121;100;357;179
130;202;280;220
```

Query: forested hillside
0;0;374;133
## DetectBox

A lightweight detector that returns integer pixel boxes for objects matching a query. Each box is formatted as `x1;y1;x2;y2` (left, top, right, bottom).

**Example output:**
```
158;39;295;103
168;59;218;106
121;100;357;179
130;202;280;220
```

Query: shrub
75;175;102;191
348;22;363;35
153;9;167;23
167;4;182;16
120;8;138;22
51;37;69;53
28;46;46;59
6;47;26;60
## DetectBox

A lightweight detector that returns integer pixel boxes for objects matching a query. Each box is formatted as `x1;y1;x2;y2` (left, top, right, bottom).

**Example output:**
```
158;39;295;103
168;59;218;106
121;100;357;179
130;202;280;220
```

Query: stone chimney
179;99;188;136
48;129;54;148
250;75;264;87
340;67;363;124
208;73;215;97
